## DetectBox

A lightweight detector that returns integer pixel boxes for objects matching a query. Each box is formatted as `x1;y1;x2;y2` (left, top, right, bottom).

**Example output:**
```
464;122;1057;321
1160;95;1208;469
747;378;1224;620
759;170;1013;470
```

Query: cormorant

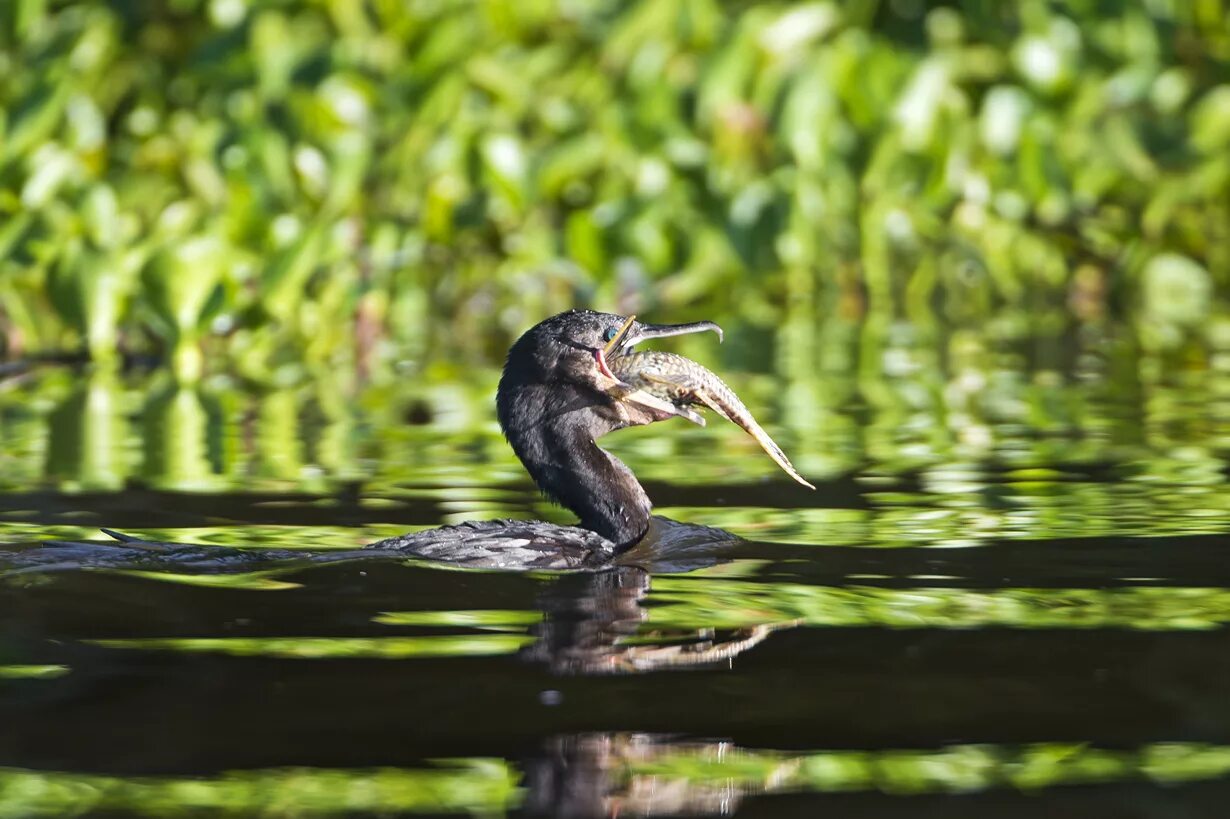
364;309;733;570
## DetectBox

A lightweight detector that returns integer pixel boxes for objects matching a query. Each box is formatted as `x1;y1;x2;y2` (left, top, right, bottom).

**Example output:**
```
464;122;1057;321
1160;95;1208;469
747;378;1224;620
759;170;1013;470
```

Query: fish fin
620;388;706;427
633;373;708;426
677;406;706;426
636;372;707;409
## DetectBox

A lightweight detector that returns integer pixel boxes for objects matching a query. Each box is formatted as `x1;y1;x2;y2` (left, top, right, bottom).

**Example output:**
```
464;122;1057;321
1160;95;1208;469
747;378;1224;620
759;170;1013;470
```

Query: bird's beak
595;315;723;428
619;319;723;350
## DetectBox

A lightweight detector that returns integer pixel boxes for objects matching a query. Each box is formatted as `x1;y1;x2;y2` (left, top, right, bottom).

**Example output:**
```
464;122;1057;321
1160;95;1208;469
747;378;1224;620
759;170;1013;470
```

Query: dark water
2;351;1230;817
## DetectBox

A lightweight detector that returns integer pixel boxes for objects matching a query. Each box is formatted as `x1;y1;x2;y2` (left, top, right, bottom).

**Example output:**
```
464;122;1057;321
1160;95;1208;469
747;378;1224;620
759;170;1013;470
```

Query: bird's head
497;309;722;433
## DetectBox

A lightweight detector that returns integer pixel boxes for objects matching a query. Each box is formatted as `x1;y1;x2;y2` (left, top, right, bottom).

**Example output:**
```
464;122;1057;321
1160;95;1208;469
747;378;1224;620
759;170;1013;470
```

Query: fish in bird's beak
594;315;722;379
593;314;719;424
594;315;814;490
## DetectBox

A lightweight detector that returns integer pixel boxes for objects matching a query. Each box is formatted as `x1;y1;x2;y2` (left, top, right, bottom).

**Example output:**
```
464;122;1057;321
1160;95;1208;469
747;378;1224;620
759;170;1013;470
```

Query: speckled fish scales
610;351;815;489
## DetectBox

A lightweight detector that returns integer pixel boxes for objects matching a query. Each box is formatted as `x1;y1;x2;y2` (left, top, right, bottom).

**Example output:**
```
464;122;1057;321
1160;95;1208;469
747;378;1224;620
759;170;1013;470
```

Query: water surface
2;336;1229;817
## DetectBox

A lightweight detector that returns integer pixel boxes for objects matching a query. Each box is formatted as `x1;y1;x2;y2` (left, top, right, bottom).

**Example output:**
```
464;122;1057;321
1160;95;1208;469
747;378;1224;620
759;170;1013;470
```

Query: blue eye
603;326;619;342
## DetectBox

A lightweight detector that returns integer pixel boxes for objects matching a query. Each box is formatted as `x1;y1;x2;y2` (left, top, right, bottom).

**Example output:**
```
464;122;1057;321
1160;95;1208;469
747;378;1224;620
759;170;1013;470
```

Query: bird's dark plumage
364;519;617;570
364;310;728;568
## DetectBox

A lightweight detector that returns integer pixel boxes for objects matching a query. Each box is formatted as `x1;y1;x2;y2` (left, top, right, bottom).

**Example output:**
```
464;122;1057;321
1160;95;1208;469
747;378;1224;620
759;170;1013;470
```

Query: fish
609;349;816;490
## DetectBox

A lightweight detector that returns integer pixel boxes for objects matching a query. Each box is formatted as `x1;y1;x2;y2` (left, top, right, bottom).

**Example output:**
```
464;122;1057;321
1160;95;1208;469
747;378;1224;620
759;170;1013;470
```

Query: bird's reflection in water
521;565;795;675
515;567;800;817
523;732;795;818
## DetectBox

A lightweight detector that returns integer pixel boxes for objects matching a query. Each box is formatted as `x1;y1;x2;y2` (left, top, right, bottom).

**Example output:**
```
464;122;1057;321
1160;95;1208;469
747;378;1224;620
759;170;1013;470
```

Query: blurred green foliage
2;0;1229;383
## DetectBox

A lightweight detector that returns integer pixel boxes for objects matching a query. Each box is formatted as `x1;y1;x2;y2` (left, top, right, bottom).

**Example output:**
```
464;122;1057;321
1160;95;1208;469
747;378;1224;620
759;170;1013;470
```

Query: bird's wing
365;519;617;570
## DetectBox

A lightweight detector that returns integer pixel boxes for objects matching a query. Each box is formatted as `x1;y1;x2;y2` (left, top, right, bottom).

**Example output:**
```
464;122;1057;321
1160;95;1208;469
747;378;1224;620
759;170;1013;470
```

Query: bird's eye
603;326;619;342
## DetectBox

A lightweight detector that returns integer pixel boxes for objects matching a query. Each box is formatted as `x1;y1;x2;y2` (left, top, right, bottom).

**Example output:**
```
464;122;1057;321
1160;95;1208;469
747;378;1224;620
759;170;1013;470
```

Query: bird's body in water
7;310;810;574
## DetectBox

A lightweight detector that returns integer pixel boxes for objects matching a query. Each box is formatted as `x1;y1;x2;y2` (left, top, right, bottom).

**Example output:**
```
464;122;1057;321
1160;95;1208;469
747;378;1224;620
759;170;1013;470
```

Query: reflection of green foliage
629;741;1230;795
90;634;536;659
0;665;68;680
52;575;1230;661
44;368;126;491
1;2;1228;375
649;578;1230;631
2;352;1230;546
141;382;220;491
0;761;520;817
110;570;305;591
3;743;1230;816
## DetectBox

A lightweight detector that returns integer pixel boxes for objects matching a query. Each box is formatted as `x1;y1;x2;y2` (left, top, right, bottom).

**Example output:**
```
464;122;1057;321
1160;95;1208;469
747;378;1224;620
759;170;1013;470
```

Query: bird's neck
501;394;651;548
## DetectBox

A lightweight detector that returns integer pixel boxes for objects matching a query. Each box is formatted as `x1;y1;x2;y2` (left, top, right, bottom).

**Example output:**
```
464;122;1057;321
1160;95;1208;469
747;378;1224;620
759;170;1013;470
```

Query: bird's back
364;519;619;570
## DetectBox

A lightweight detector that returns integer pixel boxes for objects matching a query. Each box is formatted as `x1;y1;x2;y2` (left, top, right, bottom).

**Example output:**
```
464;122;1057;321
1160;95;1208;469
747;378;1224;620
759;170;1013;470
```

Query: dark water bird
364;309;763;570
4;310;811;575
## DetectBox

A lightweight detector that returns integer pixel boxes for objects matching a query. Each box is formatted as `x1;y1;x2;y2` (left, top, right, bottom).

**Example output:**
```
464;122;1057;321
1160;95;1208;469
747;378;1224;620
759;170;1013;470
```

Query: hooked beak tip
629;319;724;347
